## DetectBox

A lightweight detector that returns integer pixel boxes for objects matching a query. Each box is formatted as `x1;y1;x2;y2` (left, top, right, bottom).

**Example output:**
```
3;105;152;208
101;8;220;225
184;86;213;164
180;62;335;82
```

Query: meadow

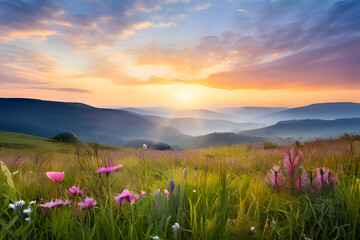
1;131;360;239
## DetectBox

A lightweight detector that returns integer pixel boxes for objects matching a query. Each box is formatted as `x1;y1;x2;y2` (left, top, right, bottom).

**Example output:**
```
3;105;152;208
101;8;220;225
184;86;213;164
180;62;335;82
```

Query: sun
180;93;190;101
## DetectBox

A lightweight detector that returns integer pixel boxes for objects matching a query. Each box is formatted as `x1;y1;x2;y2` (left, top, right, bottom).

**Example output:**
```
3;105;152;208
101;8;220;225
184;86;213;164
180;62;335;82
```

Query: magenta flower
312;167;337;194
96;163;123;173
62;199;72;205
164;189;169;197
265;168;284;190
193;190;196;193
114;189;140;205
141;190;146;196
79;197;97;209
295;169;308;192
68;186;84;196
46;172;65;182
40;200;64;208
282;147;303;178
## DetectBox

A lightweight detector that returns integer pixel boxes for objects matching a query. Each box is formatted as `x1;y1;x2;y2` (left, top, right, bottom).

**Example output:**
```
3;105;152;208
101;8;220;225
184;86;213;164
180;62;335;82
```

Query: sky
0;0;359;109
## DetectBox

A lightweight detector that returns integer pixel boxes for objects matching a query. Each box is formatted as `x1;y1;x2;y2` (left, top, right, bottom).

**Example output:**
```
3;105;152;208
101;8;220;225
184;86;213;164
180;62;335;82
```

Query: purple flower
68;186;84;196
295;169;308;192
97;163;123;173
40;200;64;208
312;167;337;194
62;199;72;205
79;197;97;209
282;147;303;179
114;189;140;205
170;179;175;193
265;168;284;190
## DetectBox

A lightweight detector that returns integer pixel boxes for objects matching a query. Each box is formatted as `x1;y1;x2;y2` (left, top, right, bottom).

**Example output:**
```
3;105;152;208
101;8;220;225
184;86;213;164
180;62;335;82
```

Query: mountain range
1;98;360;149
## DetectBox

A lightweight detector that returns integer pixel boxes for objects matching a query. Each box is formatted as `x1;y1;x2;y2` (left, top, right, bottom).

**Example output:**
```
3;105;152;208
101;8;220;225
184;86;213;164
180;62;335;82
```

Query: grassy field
1;131;360;239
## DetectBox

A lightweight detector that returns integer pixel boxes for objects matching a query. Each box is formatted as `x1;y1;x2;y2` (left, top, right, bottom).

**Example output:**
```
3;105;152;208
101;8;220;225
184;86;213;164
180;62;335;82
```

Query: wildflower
114;189;140;205
79;197;97;209
25;217;31;223
46;172;65;182
68;186;84;196
272;165;280;172
164;189;169;198
193;190;196;193
143;144;147;150
172;222;181;232
141;190;146;197
40;200;64;208
23;207;32;214
183;168;188;179
312;167;337;194
282;147;303;179
295;169;308;192
265;166;284;190
249;226;256;232
151;236;161;240
170;179;175;193
29;200;36;206
9;200;26;212
96;163;123;174
62;199;72;205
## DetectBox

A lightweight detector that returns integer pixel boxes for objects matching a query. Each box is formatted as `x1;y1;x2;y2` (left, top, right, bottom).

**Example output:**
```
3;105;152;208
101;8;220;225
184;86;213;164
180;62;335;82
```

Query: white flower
249;226;256;232
17;200;25;206
29;200;36;206
172;222;181;232
151;237;161;240
143;144;148;150
25;217;31;223
272;165;281;172
9;203;15;209
23;207;32;214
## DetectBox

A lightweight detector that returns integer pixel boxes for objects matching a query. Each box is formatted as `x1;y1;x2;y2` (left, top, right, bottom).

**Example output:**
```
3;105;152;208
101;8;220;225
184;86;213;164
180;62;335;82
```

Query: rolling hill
257;102;360;124
0;98;182;146
241;118;360;139
142;115;264;136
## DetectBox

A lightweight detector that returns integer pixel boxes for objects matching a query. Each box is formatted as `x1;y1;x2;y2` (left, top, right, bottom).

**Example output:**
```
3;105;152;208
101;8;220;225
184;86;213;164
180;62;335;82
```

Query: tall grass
1;138;360;239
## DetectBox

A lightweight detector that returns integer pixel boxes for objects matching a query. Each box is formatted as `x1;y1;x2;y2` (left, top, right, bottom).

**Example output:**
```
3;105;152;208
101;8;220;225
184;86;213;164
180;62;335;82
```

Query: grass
1;130;360;239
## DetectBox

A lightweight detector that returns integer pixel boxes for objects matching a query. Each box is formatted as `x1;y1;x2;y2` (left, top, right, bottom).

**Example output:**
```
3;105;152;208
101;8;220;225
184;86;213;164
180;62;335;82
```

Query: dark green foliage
51;132;80;143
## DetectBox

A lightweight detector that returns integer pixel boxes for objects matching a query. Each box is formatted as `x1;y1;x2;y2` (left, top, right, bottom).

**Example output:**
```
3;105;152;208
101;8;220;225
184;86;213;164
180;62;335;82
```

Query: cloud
0;44;58;85
192;2;213;12
128;0;360;90
0;0;63;41
31;87;91;93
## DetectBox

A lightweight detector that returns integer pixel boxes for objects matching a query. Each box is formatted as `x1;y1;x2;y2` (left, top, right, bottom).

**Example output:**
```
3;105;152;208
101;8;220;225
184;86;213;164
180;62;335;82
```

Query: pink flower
164;189;169;197
114;189;140;205
312;167;337;194
193;190;196;193
62;199;72;205
96;163;123;173
282;147;303;178
40;199;64;208
68;186;84;196
141;190;146;196
46;172;65;182
265;169;284;189
295;169;308;192
79;197;97;209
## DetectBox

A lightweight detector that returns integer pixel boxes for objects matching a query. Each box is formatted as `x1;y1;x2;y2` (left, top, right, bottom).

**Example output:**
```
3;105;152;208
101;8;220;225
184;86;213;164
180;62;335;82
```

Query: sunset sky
0;0;359;109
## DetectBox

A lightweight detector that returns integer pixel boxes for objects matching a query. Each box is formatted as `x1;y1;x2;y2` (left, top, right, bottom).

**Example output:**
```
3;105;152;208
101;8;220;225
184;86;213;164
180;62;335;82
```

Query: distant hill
142;115;265;136
257;102;360;124
173;109;237;121
217;107;289;122
171;132;263;149
241;118;360;139
0;98;182;146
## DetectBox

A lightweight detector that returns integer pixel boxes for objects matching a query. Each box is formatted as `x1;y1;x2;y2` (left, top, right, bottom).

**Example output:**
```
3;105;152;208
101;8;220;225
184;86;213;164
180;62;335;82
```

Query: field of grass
1;131;360;239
